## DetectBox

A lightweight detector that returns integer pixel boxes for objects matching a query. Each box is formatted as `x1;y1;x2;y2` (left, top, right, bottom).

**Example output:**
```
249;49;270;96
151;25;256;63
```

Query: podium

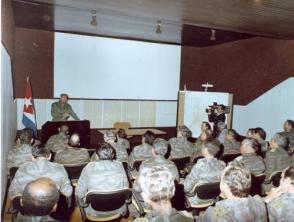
41;120;90;147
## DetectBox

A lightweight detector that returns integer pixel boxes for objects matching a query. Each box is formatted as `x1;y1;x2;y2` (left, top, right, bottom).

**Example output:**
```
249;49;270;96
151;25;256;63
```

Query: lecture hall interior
1;0;294;221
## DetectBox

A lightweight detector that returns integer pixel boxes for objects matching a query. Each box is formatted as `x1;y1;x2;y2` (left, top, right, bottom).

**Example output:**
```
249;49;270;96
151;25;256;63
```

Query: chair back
270;171;282;187
9;167;19;181
64;163;87;181
194;182;220;200
85;189;131;212
171;157;191;172
251;174;266;196
113;122;131;130
219;153;241;164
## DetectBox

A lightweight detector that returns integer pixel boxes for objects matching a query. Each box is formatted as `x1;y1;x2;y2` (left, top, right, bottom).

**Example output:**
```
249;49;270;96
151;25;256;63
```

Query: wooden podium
41;120;90;147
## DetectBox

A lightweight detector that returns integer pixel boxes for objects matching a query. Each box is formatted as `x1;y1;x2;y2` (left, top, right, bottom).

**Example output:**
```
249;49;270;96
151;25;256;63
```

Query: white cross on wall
201;82;214;92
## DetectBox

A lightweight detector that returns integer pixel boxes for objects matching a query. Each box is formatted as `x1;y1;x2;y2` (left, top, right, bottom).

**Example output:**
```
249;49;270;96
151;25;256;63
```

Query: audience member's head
142;130;156;146
240;138;259;154
58;125;69;135
283;120;294;132
32;146;51;160
59;93;69;104
269;133;287;150
225;129;238;142
104;131;117;143
117;128;127;139
177;125;192;138
138;166;175;209
202;141;220;157
217;122;227;132
201;121;211;132
22;177;59;216
220;162;251;198
18;128;34;145
152;138;169;157
96;143;115;160
199;129;214;142
68;133;80;147
246;128;255;138
280;166;294;192
253;127;267;140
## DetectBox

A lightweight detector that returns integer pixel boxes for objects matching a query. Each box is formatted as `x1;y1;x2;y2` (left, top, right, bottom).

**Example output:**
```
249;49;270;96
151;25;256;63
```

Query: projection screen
54;32;181;100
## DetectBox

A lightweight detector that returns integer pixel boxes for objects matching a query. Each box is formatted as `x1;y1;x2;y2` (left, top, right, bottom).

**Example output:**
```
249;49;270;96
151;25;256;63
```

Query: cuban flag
22;77;37;136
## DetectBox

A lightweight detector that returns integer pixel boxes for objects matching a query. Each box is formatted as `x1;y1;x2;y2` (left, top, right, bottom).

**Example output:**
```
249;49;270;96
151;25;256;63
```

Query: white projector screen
54;33;181;100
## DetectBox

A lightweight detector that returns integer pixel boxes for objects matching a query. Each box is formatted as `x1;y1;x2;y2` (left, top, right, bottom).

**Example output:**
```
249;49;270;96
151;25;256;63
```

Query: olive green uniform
51;101;79;121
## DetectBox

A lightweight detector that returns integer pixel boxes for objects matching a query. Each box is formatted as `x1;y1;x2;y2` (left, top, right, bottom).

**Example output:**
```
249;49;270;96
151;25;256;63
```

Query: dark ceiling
12;0;294;46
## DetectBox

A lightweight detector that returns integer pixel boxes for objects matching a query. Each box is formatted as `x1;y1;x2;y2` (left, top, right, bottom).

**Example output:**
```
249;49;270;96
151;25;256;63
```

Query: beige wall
16;99;177;129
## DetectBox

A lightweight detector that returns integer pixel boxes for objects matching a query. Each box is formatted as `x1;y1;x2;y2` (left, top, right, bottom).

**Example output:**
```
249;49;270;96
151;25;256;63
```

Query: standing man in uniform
51;93;80;121
208;104;226;137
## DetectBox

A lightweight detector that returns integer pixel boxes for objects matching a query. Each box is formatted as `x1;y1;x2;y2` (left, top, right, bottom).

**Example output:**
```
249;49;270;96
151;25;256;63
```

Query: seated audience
200;121;211;133
265;133;291;179
253;127;268;153
45;125;69;152
134;166;193;222
246;128;255;138
184;142;226;205
192;129;216;161
265;166;294;222
217;122;228;144
76;143;129;218
135;138;179;190
116;128;130;151
15;177;59;222
169;125;194;159
198;162;267;222
91;131;128;163
7;128;34;172
129;131;155;168
279;119;294;153
233;138;265;176
223;129;241;154
9;146;72;202
54;133;90;165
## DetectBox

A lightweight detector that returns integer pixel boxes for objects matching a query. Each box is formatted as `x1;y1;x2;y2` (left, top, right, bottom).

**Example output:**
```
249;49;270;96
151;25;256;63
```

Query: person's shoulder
51;101;59;107
201;203;229;220
168;137;177;144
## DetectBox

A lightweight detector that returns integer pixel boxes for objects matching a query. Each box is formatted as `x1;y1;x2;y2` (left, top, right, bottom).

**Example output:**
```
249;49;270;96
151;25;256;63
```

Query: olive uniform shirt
265;148;291;178
7;144;33;173
168;137;194;159
51;102;79;121
234;153;266;176
54;146;90;165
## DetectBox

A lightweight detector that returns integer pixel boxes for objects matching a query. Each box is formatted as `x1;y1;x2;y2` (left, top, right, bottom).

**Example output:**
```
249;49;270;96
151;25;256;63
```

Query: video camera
205;102;230;114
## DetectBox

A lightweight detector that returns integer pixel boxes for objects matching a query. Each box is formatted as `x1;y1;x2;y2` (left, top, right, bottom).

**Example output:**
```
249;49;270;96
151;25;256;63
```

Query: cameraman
208;104;226;137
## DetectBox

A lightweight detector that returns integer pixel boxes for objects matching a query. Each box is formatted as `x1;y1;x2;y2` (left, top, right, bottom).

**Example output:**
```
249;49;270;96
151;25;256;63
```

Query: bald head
22;177;59;216
69;133;80;147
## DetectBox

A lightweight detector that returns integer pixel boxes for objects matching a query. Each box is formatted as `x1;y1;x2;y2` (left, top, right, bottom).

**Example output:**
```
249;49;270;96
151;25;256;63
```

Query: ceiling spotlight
90;10;97;26
209;29;216;41
155;21;162;34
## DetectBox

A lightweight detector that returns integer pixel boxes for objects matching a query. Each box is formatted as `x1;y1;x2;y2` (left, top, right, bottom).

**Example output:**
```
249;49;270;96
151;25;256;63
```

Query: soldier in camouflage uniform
134;139;179;193
184;141;226;205
116;128;130;151
15;177;59;222
265;166;294;222
233;138;265;176
264;133;291;179
9;146;72;201
198;162;267;222
279;119;294;153
168;125;194;159
51;93;79;121
253;127;268;153
129;131;155;168
54;133;90;165
91;131;128;163
46;125;69;152
133;166;193;222
7;128;34;173
223;129;241;154
76;143;129;218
